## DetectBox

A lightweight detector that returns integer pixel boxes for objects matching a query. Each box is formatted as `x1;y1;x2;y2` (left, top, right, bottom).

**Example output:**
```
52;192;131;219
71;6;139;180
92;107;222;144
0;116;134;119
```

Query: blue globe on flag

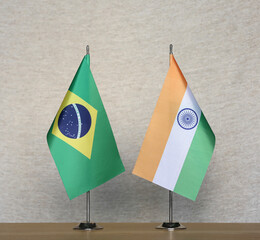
58;103;92;139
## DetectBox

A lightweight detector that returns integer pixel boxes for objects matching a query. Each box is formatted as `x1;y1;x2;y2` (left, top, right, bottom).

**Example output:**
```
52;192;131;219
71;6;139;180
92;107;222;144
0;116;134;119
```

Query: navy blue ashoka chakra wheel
177;108;198;130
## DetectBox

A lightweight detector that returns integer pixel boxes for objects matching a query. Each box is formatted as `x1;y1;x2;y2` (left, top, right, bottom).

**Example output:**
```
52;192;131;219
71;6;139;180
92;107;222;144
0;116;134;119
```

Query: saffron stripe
132;55;187;181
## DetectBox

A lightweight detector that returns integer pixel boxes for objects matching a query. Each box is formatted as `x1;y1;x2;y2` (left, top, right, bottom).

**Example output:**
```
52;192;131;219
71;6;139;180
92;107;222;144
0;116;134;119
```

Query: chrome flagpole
168;45;174;226
74;190;102;230
73;45;103;231
169;190;173;223
86;191;90;223
156;44;186;231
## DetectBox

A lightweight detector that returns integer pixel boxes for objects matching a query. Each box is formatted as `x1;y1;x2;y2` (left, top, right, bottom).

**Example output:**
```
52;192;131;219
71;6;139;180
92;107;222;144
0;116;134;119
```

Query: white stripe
152;86;201;190
72;103;82;139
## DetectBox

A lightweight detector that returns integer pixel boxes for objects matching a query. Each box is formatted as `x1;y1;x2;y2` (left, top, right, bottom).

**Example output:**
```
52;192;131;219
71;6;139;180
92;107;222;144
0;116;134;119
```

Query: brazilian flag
47;54;125;199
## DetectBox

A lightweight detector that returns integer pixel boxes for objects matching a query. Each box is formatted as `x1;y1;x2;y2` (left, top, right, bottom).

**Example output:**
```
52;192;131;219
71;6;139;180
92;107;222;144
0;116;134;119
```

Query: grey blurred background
0;0;259;223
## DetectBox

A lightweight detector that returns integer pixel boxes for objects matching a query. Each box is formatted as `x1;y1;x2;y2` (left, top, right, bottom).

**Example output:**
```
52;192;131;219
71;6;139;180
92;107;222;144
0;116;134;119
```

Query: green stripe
173;112;215;201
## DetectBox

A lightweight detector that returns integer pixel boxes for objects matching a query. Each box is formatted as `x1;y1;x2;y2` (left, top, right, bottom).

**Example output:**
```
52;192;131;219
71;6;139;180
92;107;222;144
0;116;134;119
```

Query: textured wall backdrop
0;0;259;223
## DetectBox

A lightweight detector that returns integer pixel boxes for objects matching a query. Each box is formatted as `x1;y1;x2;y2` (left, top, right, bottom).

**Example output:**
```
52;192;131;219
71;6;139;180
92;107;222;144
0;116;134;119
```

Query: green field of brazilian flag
47;55;125;199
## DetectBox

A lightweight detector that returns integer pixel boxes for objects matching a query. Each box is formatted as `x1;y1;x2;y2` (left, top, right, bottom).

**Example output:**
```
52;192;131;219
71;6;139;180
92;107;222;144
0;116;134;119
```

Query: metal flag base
156;189;186;231
73;222;103;231
73;187;103;230
156;222;186;231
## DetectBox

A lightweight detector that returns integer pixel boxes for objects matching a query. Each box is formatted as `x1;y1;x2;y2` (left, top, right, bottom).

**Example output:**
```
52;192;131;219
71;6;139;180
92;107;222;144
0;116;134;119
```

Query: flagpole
84;46;91;226
169;44;173;55
168;44;174;227
156;44;186;231
86;191;90;223
73;44;103;231
169;190;173;223
169;44;173;225
85;44;91;225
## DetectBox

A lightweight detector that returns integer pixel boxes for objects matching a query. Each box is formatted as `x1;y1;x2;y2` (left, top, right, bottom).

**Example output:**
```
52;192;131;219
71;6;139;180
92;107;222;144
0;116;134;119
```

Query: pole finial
169;44;173;54
86;45;90;55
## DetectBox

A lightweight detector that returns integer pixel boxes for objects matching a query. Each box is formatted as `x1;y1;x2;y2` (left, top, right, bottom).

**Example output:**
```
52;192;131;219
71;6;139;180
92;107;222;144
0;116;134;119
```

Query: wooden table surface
0;223;259;240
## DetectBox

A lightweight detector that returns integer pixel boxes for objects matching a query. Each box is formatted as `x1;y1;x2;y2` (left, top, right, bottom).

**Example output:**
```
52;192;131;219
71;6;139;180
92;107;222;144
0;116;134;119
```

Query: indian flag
132;53;215;201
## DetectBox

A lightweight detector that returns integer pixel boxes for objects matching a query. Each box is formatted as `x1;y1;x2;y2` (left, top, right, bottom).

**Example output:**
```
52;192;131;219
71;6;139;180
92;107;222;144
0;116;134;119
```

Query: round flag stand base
73;222;103;231
156;191;186;231
156;222;186;231
73;191;103;231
